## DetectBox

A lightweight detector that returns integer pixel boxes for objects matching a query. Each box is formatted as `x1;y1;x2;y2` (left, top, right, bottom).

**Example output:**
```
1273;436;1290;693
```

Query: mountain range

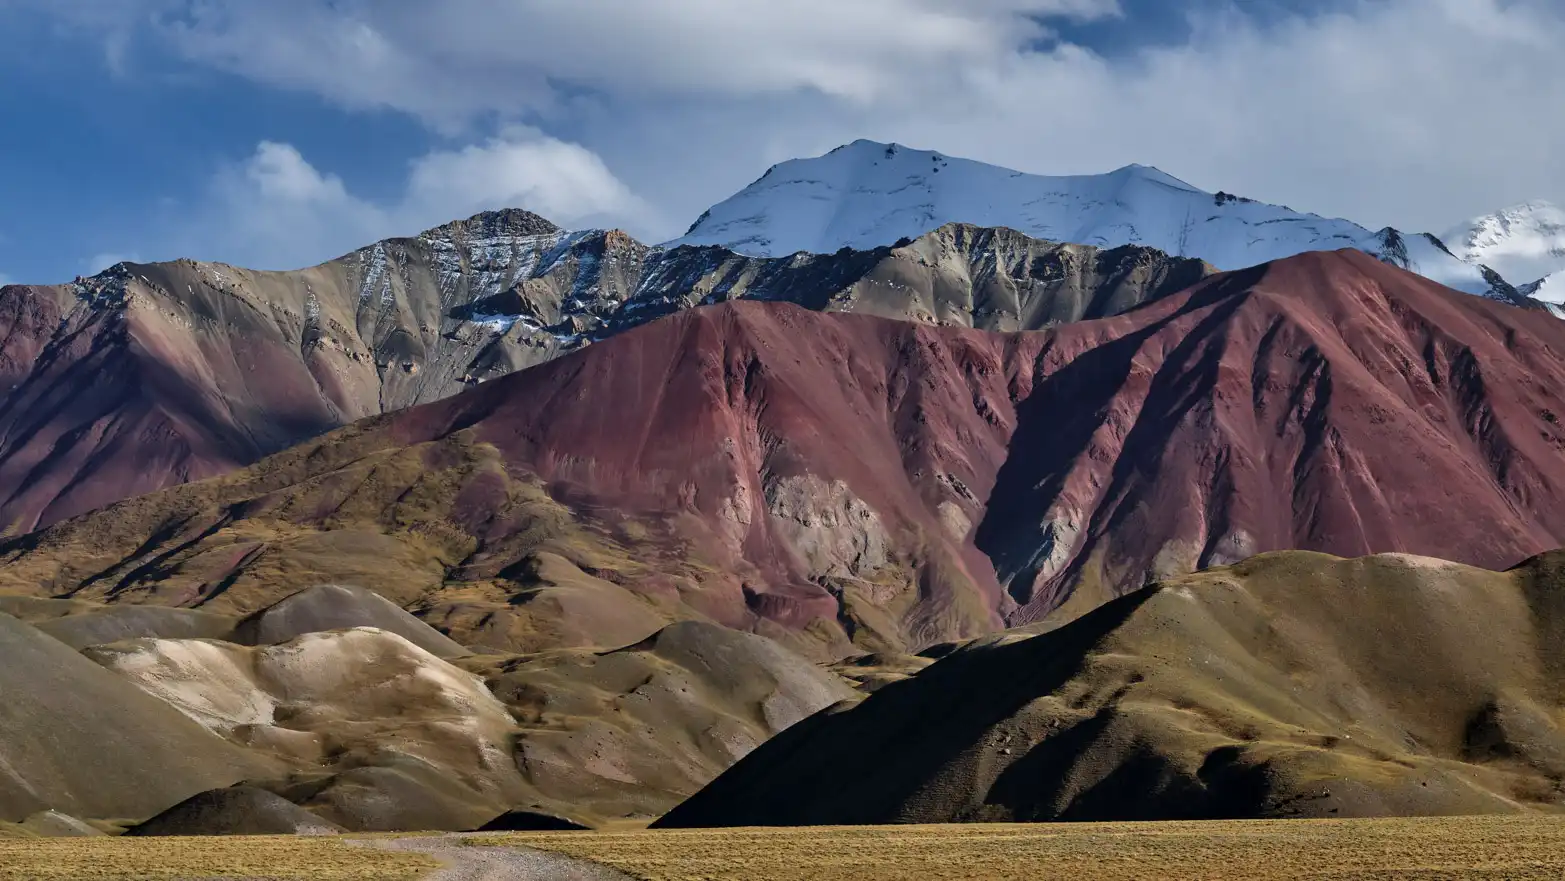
6;247;1564;658
3;140;1565;836
2;141;1558;535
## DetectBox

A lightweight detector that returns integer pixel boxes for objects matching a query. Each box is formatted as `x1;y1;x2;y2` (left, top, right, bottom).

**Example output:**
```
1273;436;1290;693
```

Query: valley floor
489;816;1565;880
0;834;434;880
6;817;1565;880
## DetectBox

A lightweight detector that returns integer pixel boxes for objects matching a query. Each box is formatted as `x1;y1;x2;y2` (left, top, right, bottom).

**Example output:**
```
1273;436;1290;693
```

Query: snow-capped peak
1443;201;1565;290
1518;269;1565;308
671;140;1497;297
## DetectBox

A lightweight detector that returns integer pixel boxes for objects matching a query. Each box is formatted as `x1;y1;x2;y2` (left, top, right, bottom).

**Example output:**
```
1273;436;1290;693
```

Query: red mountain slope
5;250;1565;653
394;295;1036;646
986;249;1565;622
0;280;345;534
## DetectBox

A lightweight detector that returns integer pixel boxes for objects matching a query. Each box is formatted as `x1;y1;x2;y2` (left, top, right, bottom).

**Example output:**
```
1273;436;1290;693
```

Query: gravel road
352;833;634;881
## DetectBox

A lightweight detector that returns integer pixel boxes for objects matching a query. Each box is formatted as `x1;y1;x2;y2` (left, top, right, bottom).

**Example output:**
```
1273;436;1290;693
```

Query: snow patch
357;244;392;304
420;227;584;302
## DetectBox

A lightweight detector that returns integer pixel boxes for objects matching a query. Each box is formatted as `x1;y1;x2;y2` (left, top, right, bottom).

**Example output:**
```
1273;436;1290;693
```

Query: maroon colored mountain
0;278;339;535
7;250;1565;654
983;249;1565;622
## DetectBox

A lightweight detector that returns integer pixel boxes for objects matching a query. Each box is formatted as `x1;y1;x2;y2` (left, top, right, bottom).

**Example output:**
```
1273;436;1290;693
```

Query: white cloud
59;0;1118;126
241;142;358;205
587;0;1565;237
206;141;385;268
404;130;646;231
20;0;1565;254
197;131;649;270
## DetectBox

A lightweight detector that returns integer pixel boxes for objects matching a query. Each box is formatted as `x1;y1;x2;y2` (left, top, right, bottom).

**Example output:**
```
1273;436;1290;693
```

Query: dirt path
352;833;634;881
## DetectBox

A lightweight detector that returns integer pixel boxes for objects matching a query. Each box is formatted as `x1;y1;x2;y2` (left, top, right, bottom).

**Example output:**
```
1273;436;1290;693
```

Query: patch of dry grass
8;816;1564;880
0;836;435;880
483;815;1565;880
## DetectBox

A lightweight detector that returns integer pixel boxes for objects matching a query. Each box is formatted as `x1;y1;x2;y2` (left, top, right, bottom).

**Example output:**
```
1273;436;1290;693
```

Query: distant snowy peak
1521;271;1565;306
672;139;1498;297
1444;201;1565;289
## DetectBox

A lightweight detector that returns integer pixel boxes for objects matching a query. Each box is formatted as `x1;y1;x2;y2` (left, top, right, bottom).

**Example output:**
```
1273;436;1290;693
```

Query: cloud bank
47;0;1120;120
21;0;1565;268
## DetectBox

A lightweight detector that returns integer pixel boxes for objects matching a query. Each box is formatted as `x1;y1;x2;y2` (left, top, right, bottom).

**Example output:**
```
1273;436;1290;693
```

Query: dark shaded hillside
660;550;1565;825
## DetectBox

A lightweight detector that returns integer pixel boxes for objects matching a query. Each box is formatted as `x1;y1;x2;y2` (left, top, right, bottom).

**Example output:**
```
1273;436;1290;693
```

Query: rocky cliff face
0;213;1210;530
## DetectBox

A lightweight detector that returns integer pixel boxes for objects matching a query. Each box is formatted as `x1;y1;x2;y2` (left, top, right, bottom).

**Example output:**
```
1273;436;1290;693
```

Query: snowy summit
1444;202;1565;305
672;139;1495;297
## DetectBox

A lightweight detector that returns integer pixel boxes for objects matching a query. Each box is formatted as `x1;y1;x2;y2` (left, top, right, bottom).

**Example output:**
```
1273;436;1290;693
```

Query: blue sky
1;0;1562;284
0;27;431;279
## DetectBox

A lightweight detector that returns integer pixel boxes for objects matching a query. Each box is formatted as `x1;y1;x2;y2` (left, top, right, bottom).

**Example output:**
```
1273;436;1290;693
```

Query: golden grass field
0;835;435;880
487;815;1565;881
4;816;1565;880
